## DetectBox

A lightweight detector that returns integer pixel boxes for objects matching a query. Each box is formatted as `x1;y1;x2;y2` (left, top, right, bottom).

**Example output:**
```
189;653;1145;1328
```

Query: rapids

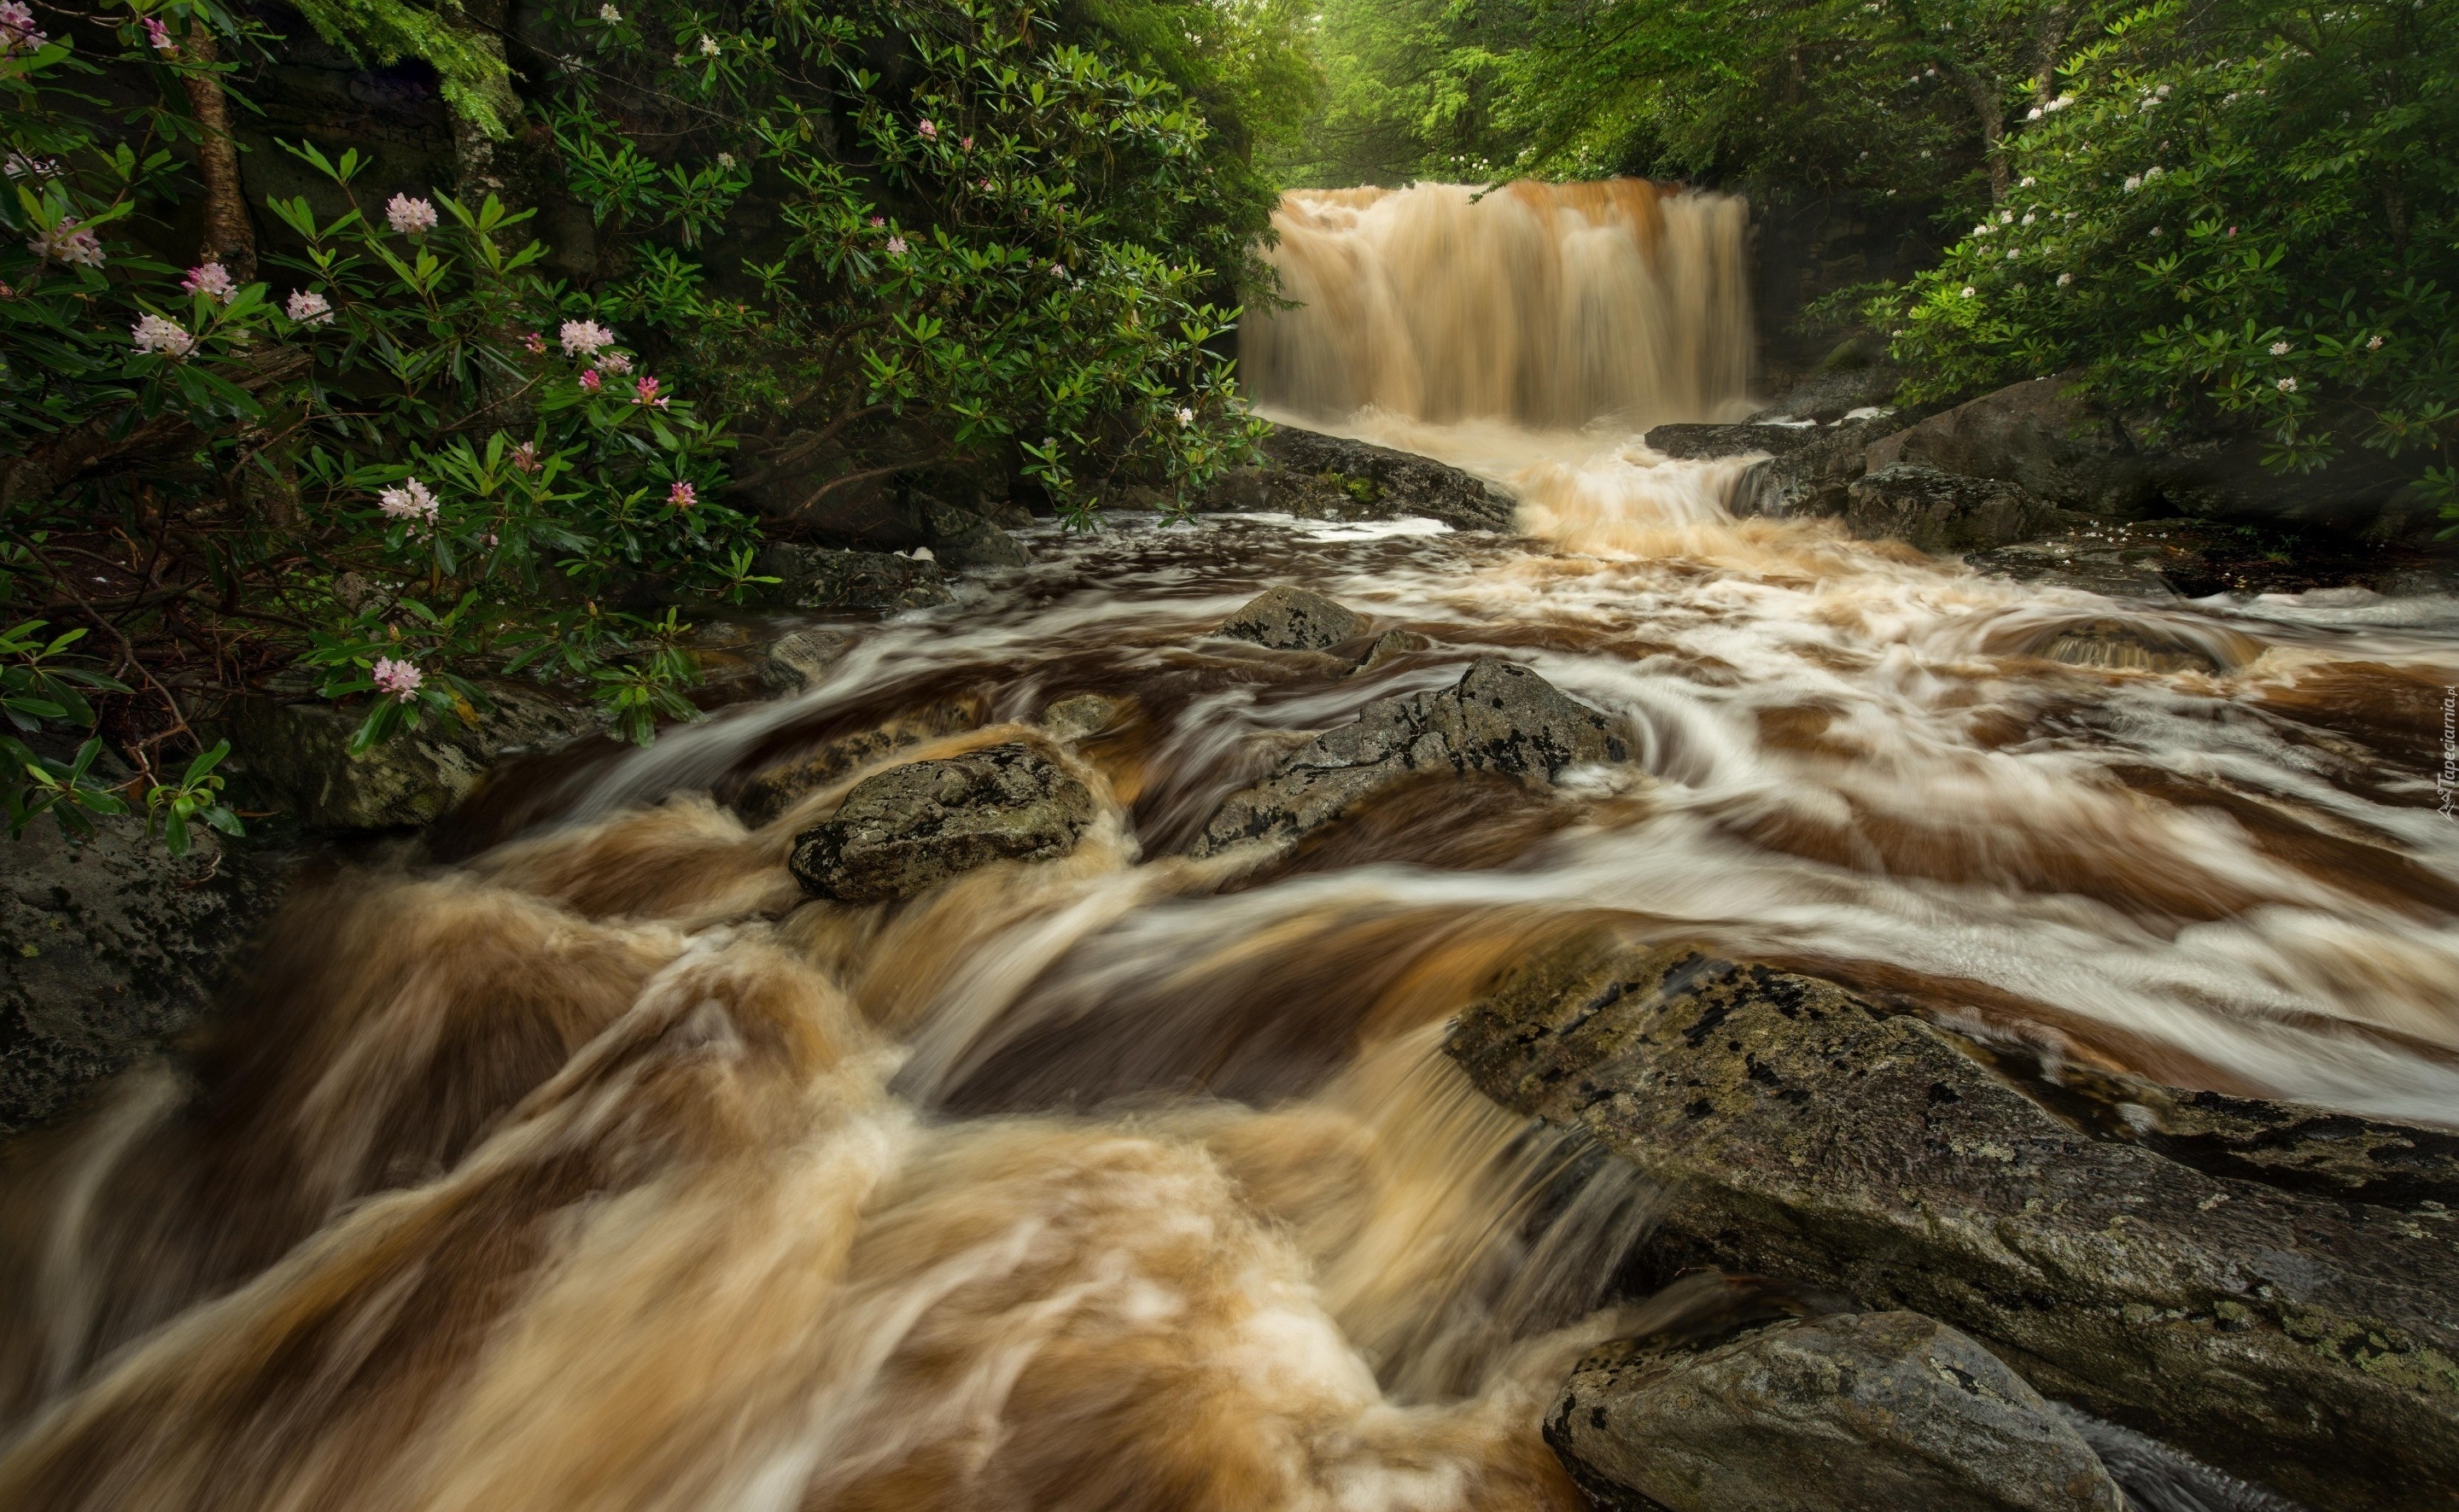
3;180;2457;1509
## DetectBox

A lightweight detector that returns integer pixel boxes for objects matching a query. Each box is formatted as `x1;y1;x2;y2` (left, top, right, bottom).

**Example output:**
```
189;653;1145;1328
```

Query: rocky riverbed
4;416;2454;1512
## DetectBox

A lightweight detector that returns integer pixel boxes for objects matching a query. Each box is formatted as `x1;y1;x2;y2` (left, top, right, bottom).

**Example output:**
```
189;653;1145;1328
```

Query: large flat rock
1551;1311;2125;1512
1446;936;2459;1512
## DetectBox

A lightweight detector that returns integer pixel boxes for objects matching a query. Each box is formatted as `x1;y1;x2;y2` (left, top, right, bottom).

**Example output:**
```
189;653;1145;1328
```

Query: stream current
3;181;2457;1510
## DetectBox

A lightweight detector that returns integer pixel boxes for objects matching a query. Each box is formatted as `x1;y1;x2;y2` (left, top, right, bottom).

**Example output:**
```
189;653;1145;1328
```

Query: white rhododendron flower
386;194;438;235
131;313;195;357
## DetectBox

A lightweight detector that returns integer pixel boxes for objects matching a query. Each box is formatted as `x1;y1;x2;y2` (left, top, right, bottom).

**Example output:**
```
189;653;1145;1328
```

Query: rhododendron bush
0;0;1279;844
1878;0;2459;503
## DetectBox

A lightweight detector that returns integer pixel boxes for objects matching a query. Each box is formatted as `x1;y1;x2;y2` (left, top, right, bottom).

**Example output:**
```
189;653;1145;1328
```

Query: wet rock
1353;628;1433;673
1218;586;1369;651
921;497;1031;570
787;742;1095;902
1726;413;1914;520
1865;377;2158;517
1200;424;1518;531
1549;1311;2124;1512
1039;693;1127;742
2034;619;2221;674
1194;659;1627;856
226;680;608;832
1446;937;2459;1512
1965;535;2182;599
1644;422;1831;461
733;700;984;826
757;628;861;696
1847;464;2086;553
1;819;283;1131
751;544;952;614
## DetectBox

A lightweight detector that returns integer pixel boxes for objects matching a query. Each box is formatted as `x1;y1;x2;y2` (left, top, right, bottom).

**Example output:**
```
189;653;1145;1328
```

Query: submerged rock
1194;659;1627;856
1549;1311;2125;1512
1965;534;2182;599
1217;586;1369;651
1353;628;1433;673
1847;464;2083;553
733;699;984;826
788;742;1095;902
1038;693;1128;742
1446;937;2458;1512
2035;618;2221;674
752;544;952;614
757;628;861;696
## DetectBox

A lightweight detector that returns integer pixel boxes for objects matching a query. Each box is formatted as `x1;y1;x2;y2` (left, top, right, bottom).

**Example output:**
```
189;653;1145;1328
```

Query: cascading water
3;182;2456;1510
1245;182;1755;429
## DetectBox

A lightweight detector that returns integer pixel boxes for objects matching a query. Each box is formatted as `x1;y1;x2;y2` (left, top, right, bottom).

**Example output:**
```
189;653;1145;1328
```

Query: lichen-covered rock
0;820;283;1131
733;700;984;826
1194;659;1627;855
226;680;607;832
1217;586;1369;651
788;743;1095;902
1549;1311;2125;1512
752;544;952;613
1847;464;2084;553
1446;937;2459;1512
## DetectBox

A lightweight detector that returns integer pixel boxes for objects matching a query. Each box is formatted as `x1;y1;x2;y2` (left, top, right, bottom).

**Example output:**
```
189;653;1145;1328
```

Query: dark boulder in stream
1447;936;2459;1512
1217;586;1370;651
1199;423;1520;532
1194;658;1629;857
1550;1311;2125;1512
789;742;1095;902
1847;464;2088;553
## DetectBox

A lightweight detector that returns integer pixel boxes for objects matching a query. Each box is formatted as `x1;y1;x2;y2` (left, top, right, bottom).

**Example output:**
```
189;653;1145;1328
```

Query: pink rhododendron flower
131;313;194;357
181;260;236;301
634;374;663;406
523;330;546;353
559;318;616;357
918;119;937;138
511;441;541;474
378;477;439;522
599;350;634;375
669;480;696;508
286;289;334;325
371;657;423;703
386;194;438;235
143;16;174;52
28;218;103;267
961;136;973;150
885;236;908;255
869;216;885;228
578;369;602;393
0;2;49;54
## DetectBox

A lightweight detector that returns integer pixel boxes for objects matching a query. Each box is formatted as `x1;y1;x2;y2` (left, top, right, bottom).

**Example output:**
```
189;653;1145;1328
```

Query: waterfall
1243;181;1756;431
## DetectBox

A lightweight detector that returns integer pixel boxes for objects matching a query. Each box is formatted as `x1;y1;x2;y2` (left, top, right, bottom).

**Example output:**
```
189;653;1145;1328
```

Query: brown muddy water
3;182;2456;1510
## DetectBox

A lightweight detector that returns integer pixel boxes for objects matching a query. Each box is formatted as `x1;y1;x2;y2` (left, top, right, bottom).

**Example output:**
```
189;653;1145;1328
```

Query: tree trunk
2032;4;2071;103
179;25;255;281
1954;66;2010;201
